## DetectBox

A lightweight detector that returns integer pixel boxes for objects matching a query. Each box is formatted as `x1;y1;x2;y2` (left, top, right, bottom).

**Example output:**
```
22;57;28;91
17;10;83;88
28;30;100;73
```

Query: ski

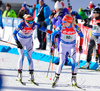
16;79;26;85
68;84;86;91
52;75;59;88
52;82;56;88
29;80;39;86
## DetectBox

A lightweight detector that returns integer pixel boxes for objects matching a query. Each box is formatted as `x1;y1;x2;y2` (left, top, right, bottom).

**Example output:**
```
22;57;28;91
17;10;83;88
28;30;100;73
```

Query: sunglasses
26;20;34;24
62;21;66;23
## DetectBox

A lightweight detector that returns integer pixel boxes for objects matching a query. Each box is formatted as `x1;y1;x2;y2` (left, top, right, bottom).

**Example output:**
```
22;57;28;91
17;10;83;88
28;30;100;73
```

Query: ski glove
84;23;93;28
79;46;83;53
16;40;23;49
46;30;52;34
97;23;100;27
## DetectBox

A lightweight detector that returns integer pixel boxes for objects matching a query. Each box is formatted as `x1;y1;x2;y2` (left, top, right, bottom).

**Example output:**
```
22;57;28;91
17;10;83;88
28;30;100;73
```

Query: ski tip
50;78;52;80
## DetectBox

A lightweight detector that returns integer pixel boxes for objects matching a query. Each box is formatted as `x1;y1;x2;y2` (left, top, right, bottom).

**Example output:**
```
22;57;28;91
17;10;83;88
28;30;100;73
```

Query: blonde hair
23;14;32;19
23;14;34;21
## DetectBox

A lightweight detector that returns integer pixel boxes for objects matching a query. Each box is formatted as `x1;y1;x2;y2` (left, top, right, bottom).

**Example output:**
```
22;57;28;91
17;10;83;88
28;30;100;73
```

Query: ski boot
17;69;22;81
96;63;100;71
52;73;60;88
29;70;38;86
16;69;26;85
95;54;98;63
81;62;90;69
71;75;77;86
29;70;34;82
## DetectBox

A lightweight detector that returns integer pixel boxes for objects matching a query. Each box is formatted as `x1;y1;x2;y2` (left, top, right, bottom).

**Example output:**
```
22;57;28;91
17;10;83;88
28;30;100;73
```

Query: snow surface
0;41;100;91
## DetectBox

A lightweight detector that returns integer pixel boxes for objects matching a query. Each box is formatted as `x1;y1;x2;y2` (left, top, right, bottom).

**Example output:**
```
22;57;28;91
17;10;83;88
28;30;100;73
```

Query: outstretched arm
34;23;52;34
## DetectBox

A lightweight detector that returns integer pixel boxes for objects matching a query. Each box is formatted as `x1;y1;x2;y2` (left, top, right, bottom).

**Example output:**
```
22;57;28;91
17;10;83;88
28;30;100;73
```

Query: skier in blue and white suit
51;14;83;87
13;14;52;82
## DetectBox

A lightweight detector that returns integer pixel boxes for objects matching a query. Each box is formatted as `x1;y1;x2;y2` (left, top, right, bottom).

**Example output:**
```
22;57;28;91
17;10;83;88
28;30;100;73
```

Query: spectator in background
35;0;51;50
18;7;28;19
78;7;88;22
52;1;69;52
88;1;96;18
22;2;29;14
60;1;65;8
0;0;5;13
67;6;82;24
2;3;17;18
0;9;3;29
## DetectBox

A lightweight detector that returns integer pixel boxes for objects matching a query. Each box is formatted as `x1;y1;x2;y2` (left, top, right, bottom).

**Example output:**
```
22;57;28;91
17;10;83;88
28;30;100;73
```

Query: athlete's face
63;22;71;27
93;13;99;18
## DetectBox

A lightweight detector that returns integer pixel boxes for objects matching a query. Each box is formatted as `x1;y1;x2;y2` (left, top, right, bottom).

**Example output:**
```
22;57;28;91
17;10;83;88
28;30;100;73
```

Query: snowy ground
0;41;100;91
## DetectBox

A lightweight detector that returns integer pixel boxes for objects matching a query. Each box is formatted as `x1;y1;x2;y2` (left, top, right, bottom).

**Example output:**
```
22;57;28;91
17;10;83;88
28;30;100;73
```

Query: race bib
64;35;73;39
93;25;99;31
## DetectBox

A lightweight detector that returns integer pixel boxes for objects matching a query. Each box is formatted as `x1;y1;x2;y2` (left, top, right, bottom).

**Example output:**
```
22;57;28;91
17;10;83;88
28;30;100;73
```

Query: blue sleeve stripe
13;29;19;41
78;32;83;38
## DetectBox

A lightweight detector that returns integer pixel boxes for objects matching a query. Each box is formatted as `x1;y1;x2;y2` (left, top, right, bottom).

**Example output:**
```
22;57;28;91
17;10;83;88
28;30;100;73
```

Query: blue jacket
35;3;51;25
0;10;3;29
71;11;82;19
52;8;69;28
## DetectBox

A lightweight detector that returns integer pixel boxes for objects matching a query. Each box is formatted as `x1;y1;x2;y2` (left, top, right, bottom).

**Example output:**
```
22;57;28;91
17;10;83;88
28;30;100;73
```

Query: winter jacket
2;9;17;18
34;3;51;25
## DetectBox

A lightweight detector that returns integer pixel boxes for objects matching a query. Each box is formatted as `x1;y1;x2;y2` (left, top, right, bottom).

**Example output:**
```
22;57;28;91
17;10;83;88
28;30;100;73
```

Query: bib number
64;35;73;39
93;25;99;31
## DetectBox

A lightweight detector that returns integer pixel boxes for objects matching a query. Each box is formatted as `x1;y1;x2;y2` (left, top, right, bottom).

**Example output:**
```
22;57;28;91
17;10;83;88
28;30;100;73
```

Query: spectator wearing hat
22;2;29;14
2;3;17;18
88;1;96;18
18;7;28;19
52;1;69;52
67;6;82;24
78;7;88;23
81;7;100;70
34;0;51;50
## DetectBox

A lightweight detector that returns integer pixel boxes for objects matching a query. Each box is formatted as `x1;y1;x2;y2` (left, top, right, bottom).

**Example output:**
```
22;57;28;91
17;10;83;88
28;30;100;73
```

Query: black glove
59;11;63;16
16;40;23;49
55;34;60;38
84;23;93;28
83;23;87;26
97;23;100;27
79;46;83;53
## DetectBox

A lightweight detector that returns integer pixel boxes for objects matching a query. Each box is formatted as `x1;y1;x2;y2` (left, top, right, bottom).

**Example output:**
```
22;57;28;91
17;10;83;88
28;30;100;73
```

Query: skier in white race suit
51;14;84;87
13;14;52;82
